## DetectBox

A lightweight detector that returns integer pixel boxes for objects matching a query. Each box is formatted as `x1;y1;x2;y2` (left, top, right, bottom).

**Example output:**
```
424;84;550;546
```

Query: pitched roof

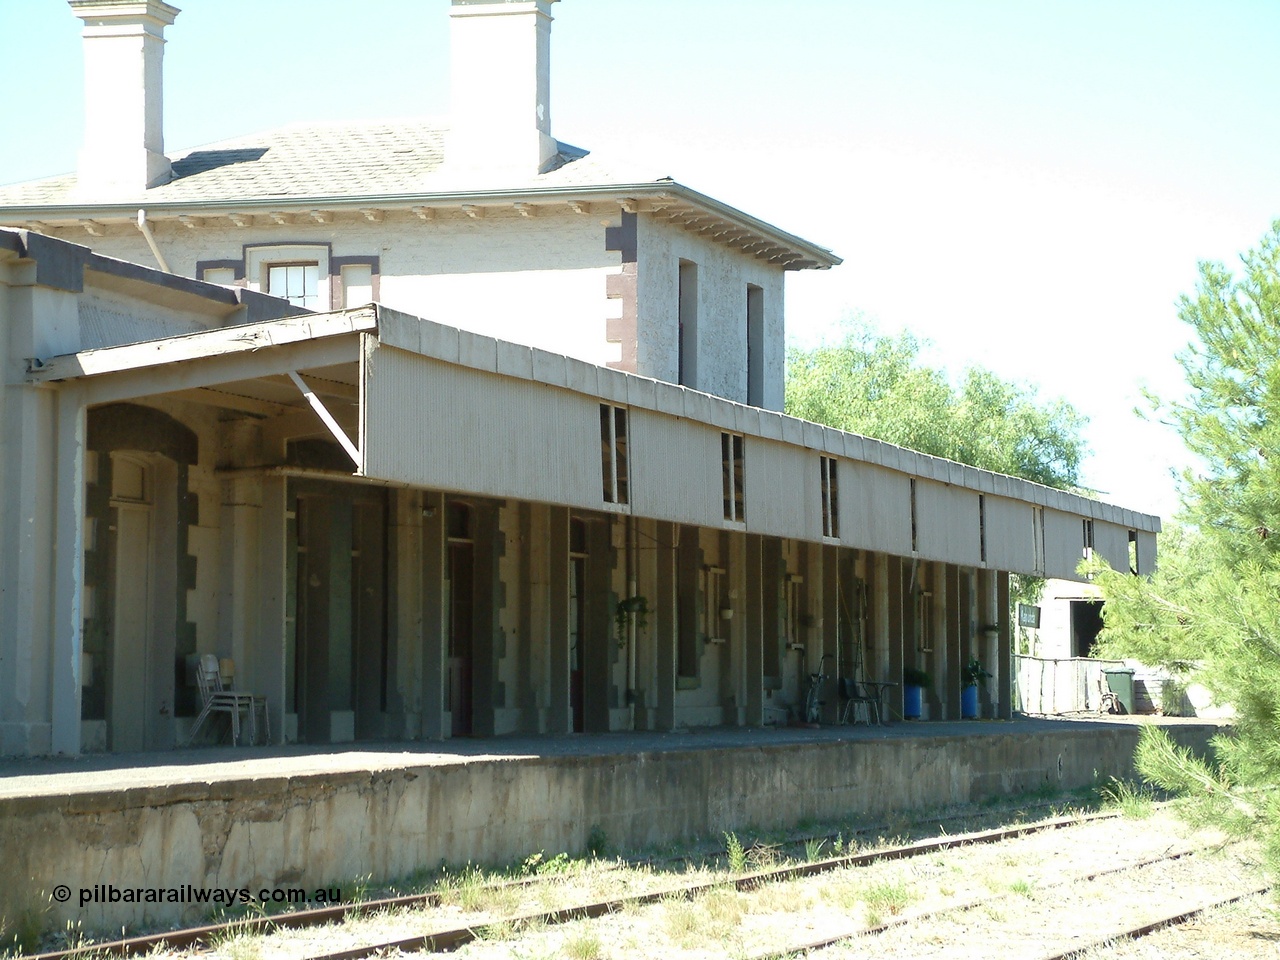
0;119;841;270
0;118;672;207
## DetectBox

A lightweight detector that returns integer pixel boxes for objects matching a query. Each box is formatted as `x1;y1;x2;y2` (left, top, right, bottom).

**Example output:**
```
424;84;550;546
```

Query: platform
0;716;1225;936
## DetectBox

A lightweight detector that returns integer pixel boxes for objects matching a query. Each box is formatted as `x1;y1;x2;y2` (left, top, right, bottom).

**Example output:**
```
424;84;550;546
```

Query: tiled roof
0;119;671;209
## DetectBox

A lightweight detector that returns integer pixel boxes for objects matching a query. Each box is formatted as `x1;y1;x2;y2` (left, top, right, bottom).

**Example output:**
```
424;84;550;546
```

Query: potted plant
962;657;992;719
902;666;931;720
614;595;649;649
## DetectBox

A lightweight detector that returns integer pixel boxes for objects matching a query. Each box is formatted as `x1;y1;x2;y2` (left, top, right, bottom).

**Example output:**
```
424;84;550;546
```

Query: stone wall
0;722;1221;935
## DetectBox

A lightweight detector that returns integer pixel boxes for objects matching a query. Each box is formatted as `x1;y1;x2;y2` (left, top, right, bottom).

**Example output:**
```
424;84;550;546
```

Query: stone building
0;0;1159;756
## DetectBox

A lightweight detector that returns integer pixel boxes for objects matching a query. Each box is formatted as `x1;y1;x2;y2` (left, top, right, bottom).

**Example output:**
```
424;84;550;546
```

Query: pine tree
1088;221;1280;884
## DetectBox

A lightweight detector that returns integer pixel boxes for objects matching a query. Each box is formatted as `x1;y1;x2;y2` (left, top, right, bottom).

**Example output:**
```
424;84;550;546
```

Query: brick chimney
69;0;179;197
447;0;560;177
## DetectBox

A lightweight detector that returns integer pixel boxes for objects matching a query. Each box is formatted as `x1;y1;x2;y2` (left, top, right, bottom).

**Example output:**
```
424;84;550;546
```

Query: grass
862;878;915;921
1009;878;1036;897
1101;778;1157;820
563;929;607;959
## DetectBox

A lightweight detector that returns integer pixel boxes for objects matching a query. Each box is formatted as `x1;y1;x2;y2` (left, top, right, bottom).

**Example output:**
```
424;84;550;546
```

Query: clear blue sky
6;0;1280;520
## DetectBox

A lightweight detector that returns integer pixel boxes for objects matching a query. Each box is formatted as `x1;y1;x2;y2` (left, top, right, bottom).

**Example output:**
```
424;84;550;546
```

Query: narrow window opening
746;283;764;406
720;433;746;522
1032;506;1046;575
979;494;987;563
909;478;919;553
1128;530;1139;575
820;456;840;538
1082;518;1095;561
678;260;698;388
599;404;630;504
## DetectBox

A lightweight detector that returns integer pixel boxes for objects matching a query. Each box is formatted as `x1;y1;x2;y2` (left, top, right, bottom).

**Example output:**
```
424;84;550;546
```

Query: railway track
26;804;1117;960
746;845;1263;959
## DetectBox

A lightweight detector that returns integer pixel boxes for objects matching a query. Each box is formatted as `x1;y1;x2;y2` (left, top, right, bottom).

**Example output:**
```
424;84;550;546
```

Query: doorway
107;456;154;752
292;485;388;743
1071;600;1104;658
569;518;588;732
447;502;475;737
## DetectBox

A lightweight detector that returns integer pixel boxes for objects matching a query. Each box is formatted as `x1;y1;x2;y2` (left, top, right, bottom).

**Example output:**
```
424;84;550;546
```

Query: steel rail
25;807;1118;960
1034;885;1272;960
746;843;1251;960
288;811;1120;960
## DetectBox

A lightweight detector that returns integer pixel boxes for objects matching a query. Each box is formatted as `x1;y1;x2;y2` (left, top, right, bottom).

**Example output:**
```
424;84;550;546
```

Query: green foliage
803;837;827;862
786;319;1088;490
723;831;746;873
962;658;992;689
613;595;649;649
1087;220;1280;890
902;666;931;689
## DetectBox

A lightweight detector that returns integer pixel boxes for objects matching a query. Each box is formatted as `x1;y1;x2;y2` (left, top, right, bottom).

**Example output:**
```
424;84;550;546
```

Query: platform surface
0;714;1224;801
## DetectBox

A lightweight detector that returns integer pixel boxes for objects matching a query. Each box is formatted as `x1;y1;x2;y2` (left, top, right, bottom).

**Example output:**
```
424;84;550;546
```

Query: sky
5;0;1280;521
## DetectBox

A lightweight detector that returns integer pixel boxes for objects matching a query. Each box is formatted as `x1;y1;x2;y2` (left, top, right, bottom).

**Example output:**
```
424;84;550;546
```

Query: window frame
721;432;745;524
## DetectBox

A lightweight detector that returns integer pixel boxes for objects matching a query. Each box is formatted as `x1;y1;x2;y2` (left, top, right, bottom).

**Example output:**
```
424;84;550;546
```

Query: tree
785;321;1088;490
1087;221;1280;884
786;319;1091;625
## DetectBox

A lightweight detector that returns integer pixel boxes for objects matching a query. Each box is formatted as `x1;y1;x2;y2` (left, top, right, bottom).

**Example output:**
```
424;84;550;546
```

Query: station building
0;0;1159;757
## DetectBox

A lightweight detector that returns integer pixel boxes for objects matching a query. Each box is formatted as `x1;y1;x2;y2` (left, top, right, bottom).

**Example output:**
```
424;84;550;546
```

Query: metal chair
839;677;881;726
187;654;263;746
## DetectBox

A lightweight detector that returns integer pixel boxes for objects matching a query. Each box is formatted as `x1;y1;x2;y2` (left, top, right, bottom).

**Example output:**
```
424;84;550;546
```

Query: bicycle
804;654;834;724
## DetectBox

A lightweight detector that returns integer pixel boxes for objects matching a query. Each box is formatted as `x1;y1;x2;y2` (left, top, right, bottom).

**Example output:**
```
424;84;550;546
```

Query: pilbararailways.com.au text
68;884;344;908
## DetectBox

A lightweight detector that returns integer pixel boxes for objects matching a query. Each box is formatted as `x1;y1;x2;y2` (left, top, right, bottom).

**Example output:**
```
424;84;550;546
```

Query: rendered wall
634;214;786;409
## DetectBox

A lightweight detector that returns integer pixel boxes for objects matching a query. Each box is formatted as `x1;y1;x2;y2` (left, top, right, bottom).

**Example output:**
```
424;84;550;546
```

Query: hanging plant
614;595;649;648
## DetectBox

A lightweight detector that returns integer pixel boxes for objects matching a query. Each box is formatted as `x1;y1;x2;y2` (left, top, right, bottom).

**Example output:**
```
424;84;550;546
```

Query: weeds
725;832;747;873
862;879;915;918
1101;778;1156;819
522;851;572;876
563;929;606;959
803;837;827;862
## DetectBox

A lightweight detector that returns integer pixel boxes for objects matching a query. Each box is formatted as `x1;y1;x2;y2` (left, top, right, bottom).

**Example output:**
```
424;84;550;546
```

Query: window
599;404;629;504
909;478;919;553
1032;506;1046;575
267;262;320;309
820;456;839;538
1128;530;1139;575
678;260;698;387
702;565;726;643
245;244;331;311
721;432;744;522
1082;518;1095;561
746;283;764;406
979;494;987;563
